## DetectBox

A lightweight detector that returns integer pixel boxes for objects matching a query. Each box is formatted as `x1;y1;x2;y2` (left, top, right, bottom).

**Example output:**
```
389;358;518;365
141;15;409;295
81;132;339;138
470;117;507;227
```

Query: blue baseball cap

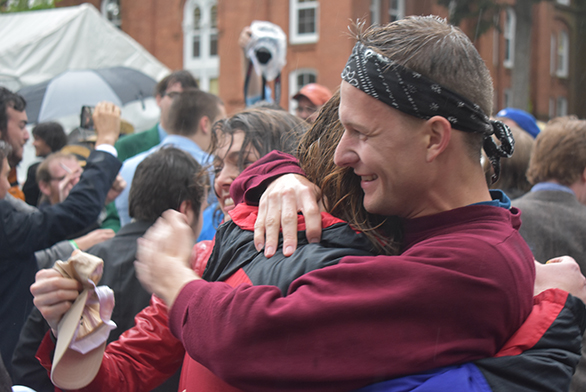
496;108;541;138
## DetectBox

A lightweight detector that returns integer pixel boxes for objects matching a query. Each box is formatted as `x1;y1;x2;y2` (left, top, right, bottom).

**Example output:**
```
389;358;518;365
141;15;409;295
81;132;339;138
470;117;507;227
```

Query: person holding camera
0;96;122;377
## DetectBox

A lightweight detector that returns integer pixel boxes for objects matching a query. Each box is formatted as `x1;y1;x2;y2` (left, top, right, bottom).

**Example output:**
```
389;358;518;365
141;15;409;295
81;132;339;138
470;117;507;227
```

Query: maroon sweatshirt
169;151;535;392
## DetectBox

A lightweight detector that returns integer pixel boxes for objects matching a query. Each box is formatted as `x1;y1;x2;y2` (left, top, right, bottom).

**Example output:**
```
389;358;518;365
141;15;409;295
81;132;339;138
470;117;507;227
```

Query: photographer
0;100;122;377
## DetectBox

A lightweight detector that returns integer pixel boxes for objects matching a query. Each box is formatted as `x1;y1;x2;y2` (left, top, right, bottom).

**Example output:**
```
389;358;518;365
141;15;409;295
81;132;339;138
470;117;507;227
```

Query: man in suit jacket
512;116;586;392
0;102;122;377
11;147;207;392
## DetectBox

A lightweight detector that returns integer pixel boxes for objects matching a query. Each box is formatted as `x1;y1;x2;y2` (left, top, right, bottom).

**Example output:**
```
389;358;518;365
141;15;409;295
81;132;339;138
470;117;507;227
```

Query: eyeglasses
163;91;181;99
295;105;317;115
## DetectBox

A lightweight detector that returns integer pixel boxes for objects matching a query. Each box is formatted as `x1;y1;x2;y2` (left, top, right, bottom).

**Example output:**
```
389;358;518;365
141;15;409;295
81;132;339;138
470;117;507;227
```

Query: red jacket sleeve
37;295;184;391
230;150;305;206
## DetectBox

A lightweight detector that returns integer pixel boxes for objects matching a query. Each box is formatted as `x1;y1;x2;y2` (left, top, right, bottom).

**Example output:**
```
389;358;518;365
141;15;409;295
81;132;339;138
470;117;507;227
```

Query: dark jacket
512;189;586;391
0;150;120;376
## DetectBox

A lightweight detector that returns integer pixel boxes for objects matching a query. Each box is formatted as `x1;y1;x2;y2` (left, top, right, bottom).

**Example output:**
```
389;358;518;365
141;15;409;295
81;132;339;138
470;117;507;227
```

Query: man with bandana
109;17;581;390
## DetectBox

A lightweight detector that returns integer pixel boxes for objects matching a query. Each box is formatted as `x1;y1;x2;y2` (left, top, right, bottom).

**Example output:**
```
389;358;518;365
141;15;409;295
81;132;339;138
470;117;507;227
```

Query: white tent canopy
0;4;170;91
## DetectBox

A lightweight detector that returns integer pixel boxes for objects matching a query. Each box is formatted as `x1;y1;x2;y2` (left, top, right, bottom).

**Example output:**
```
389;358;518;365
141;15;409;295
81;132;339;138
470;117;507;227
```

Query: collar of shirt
157;123;168;142
159;135;212;166
531;182;575;195
472;189;512;209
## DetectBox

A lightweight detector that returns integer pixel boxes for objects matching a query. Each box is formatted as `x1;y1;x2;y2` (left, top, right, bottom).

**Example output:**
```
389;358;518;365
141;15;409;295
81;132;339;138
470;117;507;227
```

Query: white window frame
388;0;405;22
557;96;568;116
370;0;381;25
289;0;319;45
288;68;318;113
101;0;121;27
503;8;515;68
183;0;219;93
556;30;569;78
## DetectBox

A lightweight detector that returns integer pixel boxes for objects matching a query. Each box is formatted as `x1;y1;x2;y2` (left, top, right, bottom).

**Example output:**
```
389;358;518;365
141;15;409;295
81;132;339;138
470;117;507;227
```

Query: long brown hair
297;90;402;255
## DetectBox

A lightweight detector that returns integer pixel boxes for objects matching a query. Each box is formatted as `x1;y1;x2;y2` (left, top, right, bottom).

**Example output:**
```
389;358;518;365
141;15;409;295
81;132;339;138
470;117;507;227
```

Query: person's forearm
35;241;75;269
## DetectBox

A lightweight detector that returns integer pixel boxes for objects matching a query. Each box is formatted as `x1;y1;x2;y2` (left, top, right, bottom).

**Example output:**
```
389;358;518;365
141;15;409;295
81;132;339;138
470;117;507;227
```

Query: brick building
57;0;586;119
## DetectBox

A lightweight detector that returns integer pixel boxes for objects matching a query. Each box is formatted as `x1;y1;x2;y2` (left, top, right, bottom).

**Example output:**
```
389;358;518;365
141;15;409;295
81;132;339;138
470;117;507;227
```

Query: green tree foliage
438;0;548;111
0;0;61;13
437;0;506;39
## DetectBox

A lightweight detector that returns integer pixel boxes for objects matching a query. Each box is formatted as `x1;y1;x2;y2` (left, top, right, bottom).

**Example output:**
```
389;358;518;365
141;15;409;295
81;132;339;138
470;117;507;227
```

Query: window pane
210;33;218;56
298;8;316;34
193;6;201;30
209;78;219;95
193;35;200;58
296;72;317;90
211;5;217;28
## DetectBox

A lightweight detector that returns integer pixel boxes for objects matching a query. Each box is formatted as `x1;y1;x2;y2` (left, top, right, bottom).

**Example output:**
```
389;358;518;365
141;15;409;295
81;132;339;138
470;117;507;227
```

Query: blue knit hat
496;108;540;138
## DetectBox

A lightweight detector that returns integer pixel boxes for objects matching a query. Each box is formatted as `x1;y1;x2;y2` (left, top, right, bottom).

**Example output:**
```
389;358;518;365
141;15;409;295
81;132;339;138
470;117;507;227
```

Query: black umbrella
17;66;157;124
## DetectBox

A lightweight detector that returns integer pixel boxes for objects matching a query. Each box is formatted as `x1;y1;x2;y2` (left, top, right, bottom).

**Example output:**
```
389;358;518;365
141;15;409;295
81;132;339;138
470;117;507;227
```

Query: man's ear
425;116;452;163
155;94;163;107
199;116;211;135
179;200;194;221
38;181;51;197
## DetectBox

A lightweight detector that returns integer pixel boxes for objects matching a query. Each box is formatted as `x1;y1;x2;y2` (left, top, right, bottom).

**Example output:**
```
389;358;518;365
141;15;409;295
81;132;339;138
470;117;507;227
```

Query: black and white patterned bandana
341;41;514;184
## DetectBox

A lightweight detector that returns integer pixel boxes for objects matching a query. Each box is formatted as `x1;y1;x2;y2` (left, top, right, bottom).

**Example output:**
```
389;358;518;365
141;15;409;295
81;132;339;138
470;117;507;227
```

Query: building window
556;30;569;78
557;96;568;116
183;0;219;93
557;0;570;5
101;0;121;28
388;0;405;22
290;0;319;44
370;0;381;25
503;8;515;68
288;68;317;112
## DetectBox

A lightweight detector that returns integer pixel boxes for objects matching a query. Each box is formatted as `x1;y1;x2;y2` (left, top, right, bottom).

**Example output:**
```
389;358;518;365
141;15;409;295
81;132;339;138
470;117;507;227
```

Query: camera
245;21;286;82
80;106;94;130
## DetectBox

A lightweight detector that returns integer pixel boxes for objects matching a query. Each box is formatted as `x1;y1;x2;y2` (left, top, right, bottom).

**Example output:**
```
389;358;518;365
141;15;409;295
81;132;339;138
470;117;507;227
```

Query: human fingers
261;185;284;258
253;196;268;255
281;175;322;255
239;26;252;48
536;256;586;302
93;101;121;145
31;269;82;332
74;229;115;250
297;181;323;245
279;187;299;257
58;171;78;201
105;174;127;204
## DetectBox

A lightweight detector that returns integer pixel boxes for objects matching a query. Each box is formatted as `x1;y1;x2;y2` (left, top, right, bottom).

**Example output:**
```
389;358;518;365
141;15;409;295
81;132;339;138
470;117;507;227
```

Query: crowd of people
1;15;586;392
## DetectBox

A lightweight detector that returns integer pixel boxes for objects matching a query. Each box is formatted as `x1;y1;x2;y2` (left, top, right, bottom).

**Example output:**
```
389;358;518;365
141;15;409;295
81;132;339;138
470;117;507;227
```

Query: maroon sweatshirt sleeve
169;234;532;392
230;150;305;206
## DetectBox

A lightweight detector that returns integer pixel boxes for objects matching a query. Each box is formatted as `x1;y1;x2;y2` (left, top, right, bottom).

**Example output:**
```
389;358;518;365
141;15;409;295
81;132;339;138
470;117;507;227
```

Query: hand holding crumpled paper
51;251;117;389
